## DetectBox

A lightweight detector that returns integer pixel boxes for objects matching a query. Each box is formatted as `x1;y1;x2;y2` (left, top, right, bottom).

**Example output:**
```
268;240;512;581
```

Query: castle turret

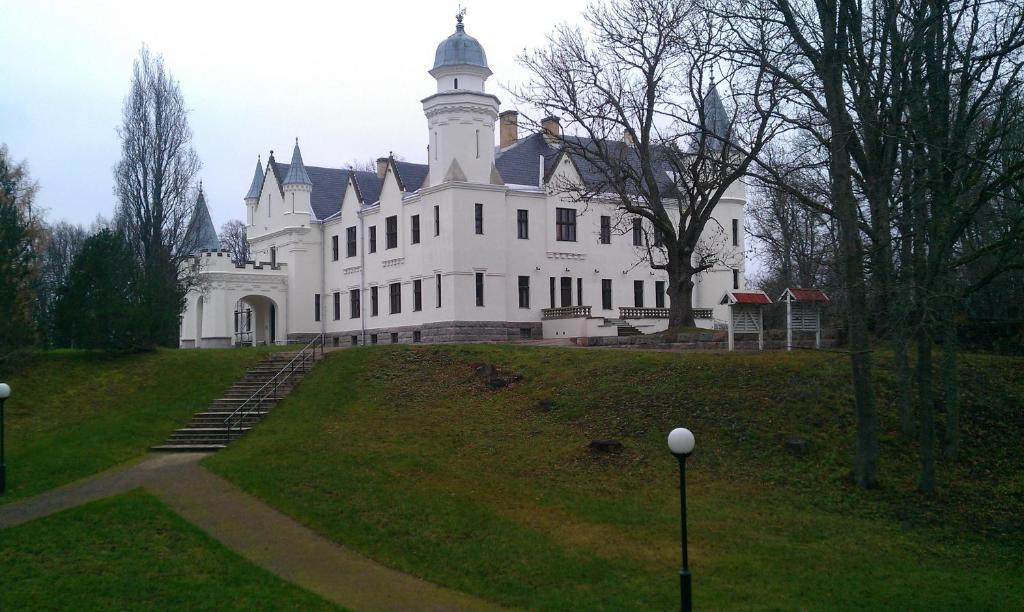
422;12;501;186
187;183;221;253
244;156;263;226
282;139;313;216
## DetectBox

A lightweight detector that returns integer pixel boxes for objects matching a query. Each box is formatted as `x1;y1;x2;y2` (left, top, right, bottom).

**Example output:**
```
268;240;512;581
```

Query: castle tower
244;156;263;226
186;183;220;253
282;139;313;216
422;12;501;186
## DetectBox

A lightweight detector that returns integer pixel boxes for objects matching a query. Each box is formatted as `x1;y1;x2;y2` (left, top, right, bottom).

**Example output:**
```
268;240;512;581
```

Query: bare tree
514;0;783;327
0;144;43;354
219;219;250;265
113;46;202;348
36;221;88;347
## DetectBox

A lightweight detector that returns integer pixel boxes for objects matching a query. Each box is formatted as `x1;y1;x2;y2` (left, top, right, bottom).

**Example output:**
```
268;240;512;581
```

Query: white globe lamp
667;427;695;456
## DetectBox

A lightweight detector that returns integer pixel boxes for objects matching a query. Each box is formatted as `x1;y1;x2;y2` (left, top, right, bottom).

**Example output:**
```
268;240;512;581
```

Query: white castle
179;15;746;348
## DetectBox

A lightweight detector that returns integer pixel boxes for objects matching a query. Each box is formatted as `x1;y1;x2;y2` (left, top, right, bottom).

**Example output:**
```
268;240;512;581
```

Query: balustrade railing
619;307;670;319
542;306;592;319
693;308;714;319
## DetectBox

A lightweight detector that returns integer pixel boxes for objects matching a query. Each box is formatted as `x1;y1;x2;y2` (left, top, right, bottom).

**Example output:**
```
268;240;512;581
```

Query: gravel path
0;453;496;611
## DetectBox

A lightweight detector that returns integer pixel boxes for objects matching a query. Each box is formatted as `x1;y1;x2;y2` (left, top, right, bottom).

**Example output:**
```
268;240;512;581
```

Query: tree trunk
916;328;936;493
894;322;915;436
668;262;696;328
942;299;960;460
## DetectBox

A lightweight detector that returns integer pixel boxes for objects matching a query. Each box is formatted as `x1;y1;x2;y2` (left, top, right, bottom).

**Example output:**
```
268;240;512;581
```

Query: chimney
623;128;636;146
541;115;561;141
376;157;388;179
500;110;518;148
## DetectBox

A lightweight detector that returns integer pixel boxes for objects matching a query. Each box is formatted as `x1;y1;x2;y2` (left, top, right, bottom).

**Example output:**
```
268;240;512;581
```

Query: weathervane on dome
457;5;466;26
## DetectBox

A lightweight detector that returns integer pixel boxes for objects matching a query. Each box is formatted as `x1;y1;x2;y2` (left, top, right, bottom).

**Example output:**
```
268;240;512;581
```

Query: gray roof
245;158;263;200
702;84;731;141
188;189;220;252
283;141;312;186
270;160;430;219
494;133;560;185
433;15;488;70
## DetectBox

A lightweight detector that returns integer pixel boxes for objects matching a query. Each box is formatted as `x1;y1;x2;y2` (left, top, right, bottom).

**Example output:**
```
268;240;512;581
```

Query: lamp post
0;383;9;495
668;427;695;612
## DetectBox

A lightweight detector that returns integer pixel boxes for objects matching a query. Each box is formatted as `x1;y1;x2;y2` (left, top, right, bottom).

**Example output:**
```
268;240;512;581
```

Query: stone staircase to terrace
151;345;324;453
605;318;643;337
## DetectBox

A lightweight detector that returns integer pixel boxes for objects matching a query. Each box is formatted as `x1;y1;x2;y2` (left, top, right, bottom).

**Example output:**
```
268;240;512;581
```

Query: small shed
778;287;830;350
720;291;773;351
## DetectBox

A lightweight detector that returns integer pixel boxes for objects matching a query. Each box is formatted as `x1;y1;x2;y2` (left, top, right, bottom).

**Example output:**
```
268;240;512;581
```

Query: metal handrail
224;334;324;435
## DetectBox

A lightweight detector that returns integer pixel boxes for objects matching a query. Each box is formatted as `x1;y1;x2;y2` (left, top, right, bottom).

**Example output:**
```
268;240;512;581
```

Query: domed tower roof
433;12;488;70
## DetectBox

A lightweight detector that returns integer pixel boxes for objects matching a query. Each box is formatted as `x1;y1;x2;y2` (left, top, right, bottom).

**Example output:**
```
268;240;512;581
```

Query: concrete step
149;444;228;452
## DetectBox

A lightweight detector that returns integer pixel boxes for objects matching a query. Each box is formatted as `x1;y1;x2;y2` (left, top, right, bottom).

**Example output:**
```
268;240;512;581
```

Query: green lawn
205;345;1024;610
0;347;275;503
0;489;336;610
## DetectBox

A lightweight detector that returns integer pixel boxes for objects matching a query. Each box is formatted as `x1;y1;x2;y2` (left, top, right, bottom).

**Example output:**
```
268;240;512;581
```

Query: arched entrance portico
237;295;280;346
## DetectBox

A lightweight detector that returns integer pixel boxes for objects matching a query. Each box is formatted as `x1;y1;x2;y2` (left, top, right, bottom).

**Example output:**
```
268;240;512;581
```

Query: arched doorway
237;295;280;346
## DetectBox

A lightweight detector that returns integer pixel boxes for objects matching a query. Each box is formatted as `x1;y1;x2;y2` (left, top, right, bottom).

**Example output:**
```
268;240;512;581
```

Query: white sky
0;0;591;229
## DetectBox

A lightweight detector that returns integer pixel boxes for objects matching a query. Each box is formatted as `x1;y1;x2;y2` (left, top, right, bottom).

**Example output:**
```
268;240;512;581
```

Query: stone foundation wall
578;329;839;351
289;320;543;346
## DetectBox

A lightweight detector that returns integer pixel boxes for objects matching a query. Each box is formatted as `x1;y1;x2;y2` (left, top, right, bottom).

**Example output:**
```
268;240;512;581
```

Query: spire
187;185;220;252
702;79;731;143
283;138;312;186
245;155;264;200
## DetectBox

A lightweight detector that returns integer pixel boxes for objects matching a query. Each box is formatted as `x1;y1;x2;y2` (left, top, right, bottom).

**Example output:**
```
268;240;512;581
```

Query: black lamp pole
674;451;692;612
0;394;6;495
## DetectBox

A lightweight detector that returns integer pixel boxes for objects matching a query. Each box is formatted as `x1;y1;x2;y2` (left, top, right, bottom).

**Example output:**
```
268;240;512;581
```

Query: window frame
346;226;357;258
518;275;530;308
655;280;666;308
385;215;398;249
517;209;529;239
331;235;339;261
474;203;484;235
601;279;613;310
475;272;485;307
632;218;643;246
389;282;402;314
633;280;644;308
413;278;422;311
350;289;360;319
600;215;611;244
411;214;420;244
369;226;377;253
333;291;341;320
314;293;321;322
556;207;577;242
370;286;379;316
433;205;440;236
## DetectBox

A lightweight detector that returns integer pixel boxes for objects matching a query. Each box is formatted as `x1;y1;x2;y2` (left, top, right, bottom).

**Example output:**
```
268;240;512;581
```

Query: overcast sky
0;0;592;229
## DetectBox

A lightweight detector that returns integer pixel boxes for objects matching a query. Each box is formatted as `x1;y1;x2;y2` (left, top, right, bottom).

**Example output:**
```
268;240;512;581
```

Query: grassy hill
205;345;1024;610
0;490;336;609
0;347;275;502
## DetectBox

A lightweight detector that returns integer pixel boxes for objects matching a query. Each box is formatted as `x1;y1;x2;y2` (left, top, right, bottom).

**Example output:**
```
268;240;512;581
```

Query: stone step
149;444;228;452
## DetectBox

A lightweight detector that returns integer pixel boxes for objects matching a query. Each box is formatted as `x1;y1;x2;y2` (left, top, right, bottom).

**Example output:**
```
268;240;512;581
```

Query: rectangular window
436;273;442;308
389;282;402;314
371;286;379;316
602;279;613;310
314;293;321;322
270;246;277;266
733;269;740;290
556;207;577;241
350;289;360;319
632;218;643;246
560;277;572;307
518;276;530;308
413;330;422;343
433;205;440;236
391;332;399;344
331;235;339;261
576;278;583;307
385;216;397;249
370;333;378;344
633;280;644;307
549;277;556;308
656;280;666;308
475;203;484;234
475;272;485;306
411;214;420;244
732;219;739;246
351;335;358;346
346;226;357;257
369;226;377;253
600;215;611;244
653;227;664;247
414;279;422;311
333;291;340;320
517;209;529;239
